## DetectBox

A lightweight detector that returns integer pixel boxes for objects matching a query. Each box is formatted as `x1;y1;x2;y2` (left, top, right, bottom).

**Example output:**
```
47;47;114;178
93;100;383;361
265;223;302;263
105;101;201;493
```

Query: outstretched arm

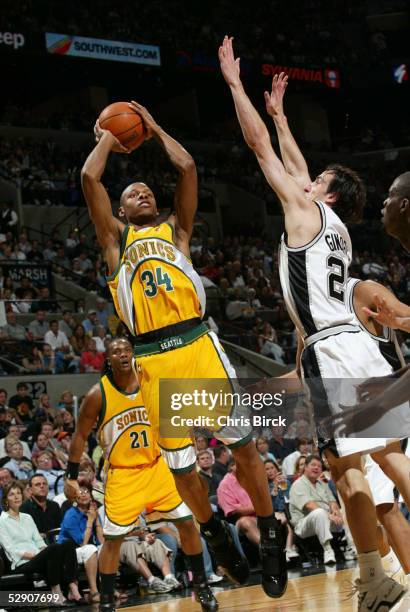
129;102;197;251
81;127;126;274
218;37;312;222
264;73;311;190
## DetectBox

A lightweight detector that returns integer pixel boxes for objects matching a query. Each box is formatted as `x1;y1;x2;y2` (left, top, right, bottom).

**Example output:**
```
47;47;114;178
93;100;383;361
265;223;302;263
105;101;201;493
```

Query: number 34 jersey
107;222;206;336
98;374;159;468
279;201;356;339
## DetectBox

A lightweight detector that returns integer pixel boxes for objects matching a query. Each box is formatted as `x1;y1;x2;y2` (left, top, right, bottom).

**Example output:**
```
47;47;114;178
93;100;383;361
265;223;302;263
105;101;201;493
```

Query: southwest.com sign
45;32;161;66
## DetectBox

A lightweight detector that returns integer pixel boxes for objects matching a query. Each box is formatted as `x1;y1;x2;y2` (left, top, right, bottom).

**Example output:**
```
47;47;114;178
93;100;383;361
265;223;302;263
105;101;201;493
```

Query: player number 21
141;267;174;298
130;430;149;449
327;255;346;303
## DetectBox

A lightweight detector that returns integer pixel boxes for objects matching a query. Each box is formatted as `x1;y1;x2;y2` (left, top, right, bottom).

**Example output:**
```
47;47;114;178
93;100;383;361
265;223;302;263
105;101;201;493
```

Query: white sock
148;576;155;584
164;574;174;580
381;548;402;575
358;551;385;584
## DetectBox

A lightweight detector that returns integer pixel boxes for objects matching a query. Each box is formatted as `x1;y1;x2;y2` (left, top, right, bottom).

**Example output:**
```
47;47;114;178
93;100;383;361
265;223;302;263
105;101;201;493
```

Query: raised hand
218;35;241;87
264;72;288;118
128;101;159;139
93;119;130;153
362;294;399;329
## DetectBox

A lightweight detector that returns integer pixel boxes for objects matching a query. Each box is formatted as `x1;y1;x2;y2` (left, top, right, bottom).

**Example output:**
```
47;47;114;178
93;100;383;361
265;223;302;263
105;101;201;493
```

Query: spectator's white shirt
281;450;301;477
92;336;106;352
53;492;67;507
225;300;248;321
44;329;69;351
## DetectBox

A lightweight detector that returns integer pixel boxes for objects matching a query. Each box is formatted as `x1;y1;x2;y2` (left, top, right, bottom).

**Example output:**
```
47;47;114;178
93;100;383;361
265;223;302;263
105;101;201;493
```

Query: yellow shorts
135;326;252;473
103;455;191;538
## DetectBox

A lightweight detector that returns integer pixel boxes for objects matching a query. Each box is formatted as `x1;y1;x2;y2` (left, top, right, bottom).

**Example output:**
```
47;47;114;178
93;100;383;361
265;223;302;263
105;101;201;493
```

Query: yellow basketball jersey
107;222;206;335
98;374;159;467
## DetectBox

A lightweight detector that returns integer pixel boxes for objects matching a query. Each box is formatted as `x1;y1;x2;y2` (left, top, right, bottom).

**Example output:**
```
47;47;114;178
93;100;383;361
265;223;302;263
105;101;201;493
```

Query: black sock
199;513;223;538
187;553;207;583
257;513;278;531
100;573;116;596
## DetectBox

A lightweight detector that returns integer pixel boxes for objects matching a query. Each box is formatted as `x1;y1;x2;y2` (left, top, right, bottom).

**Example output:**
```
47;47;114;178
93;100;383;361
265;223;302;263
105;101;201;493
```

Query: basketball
98;101;146;151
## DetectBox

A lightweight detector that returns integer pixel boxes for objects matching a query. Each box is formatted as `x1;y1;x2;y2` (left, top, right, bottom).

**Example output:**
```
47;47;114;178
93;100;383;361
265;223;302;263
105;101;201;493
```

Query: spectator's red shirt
80;351;105;372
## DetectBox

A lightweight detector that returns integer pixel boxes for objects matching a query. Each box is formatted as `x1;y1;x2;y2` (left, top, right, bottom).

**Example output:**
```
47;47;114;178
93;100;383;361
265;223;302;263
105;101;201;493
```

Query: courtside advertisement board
45;32;161;66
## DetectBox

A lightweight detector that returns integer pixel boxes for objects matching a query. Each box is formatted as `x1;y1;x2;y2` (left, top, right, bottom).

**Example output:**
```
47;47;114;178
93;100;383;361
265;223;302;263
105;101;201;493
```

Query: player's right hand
64;478;80;502
218;35;241;87
264;72;288;119
94;120;130;153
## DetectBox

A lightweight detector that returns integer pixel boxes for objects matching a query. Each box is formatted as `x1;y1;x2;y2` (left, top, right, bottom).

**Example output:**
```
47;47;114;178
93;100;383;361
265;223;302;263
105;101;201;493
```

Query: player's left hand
128;101;159;139
218;35;241;87
362;294;399;329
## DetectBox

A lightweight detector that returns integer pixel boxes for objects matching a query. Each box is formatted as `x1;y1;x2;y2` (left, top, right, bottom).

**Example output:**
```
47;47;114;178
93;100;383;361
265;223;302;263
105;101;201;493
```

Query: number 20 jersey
279;201;356;339
107;222;206;335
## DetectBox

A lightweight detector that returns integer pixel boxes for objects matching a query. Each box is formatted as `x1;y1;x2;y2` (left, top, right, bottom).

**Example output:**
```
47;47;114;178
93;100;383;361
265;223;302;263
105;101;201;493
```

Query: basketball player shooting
219;35;409;611
80;101;288;599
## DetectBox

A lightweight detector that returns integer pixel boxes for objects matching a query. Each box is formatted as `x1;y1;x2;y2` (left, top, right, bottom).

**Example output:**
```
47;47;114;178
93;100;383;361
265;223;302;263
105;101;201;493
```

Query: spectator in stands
82;310;98;335
256;436;276;462
17;233;31;255
22;346;50;374
31;286;60;313
31;433;64;470
292;455;307;482
217;457;260;547
8;383;34;423
58;390;75;412
0;406;8;439
26;240;44;261
92;325;108;352
286;406;311;440
15;276;38;300
0;202;18;239
289;455;344;565
34;451;64;499
197;450;221;496
44;320;79;373
95;296;109;329
70;324;90;356
33;393;56;421
264;460;298;561
0;481;82;604
0;388;8;412
58;482;101;604
21;474;61;535
3;440;34;480
41;343;56;374
225;288;255;322
53;246;70;271
59;310;75;339
212;445;230;482
0;427;31;459
43;239;57;262
281;439;312;478
258;323;285;364
0;311;29;341
268;425;296;462
194;435;209;451
28;310;49;340
0;467;14;510
80;339;105;373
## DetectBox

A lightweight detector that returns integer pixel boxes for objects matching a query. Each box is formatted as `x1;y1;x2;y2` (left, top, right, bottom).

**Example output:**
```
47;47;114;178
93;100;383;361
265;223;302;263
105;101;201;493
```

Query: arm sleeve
59;510;83;545
0;523;25;566
289;481;311;512
217;482;241;516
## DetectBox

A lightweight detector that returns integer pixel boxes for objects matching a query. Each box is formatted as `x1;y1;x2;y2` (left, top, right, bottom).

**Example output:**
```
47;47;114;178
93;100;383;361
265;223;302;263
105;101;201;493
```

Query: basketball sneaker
354;576;406;611
193;580;219;611
258;516;288;598
201;520;249;585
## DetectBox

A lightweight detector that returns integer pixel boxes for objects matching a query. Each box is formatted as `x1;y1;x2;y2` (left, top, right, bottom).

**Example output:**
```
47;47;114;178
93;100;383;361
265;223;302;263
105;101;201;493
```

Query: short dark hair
305;454;322;467
28;474;48;487
296;438;310;449
0;388;7;396
326;164;366;224
213;445;228;460
16;383;28;391
50;320;58;326
264;458;280;471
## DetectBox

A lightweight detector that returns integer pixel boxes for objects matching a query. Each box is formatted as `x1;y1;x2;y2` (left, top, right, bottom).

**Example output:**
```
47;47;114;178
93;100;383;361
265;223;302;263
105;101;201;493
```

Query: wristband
66;461;80;480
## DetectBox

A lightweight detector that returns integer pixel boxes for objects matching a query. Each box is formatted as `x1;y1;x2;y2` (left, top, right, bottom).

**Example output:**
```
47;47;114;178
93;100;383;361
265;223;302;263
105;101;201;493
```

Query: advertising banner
45;32;161;66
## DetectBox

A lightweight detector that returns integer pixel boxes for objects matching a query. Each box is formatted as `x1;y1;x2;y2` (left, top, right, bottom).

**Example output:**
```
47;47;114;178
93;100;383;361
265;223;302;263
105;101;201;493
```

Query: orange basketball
98;102;146;151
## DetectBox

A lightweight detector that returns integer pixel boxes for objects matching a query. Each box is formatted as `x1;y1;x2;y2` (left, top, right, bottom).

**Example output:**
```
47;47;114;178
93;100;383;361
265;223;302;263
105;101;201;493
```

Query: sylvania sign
262;64;340;88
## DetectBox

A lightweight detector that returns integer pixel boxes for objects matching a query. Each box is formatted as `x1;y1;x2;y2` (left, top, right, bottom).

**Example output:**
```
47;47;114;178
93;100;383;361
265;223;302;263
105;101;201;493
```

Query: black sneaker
193;581;219;611
201;520;249;585
99;593;115;612
259;518;288;598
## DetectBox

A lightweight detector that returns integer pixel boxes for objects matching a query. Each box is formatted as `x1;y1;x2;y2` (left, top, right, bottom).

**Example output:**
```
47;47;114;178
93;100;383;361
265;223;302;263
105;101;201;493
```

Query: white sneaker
163;575;181;590
207;573;223;584
286;547;300;559
356;576;406;612
344;546;358;561
147;577;172;593
324;548;336;565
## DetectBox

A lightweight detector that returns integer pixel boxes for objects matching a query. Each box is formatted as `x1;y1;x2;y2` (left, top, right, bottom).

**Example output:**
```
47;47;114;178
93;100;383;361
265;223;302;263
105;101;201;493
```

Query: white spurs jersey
279;201;357;339
346;277;405;371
